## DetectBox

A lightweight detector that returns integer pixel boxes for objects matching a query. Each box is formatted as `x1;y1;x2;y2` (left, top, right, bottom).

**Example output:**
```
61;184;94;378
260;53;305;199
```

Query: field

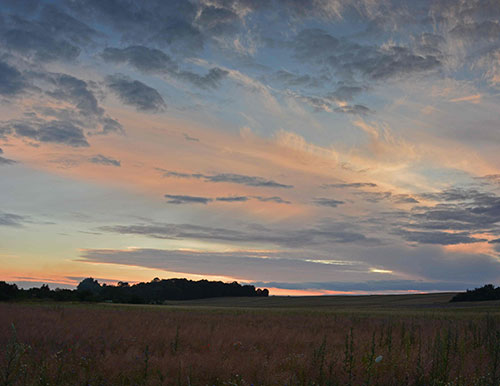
2;293;500;385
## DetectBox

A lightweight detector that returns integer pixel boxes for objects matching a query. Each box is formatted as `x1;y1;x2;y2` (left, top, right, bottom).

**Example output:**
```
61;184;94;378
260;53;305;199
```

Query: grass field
2;294;500;385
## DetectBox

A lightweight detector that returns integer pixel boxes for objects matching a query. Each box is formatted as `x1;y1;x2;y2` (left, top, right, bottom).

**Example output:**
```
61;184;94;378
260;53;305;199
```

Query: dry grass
1;299;500;385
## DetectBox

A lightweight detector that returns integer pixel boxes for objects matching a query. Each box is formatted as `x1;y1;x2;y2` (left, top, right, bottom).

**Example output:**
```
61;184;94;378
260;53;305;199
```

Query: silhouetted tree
451;284;500;302
0;281;18;301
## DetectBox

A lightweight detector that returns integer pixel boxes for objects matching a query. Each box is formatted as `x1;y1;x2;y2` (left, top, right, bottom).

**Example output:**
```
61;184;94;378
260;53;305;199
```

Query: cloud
164;194;212;204
159;169;293;188
392;194;419;204
38;4;98;46
0;212;26;227
0;60;28;96
250;280;482;292
183;133;199;142
99;220;377;248
411;188;500;231
334;104;372;115
89;154;121;167
101;46;179;74
101;45;229;89
397;230;486;245
47;73;103;117
323;182;378;189
196;5;239;35
163;193;289;205
78;247;368;282
42;73;123;135
205;173;292;188
215;196;249;202
327;86;365;101
313;198;344;208
0;70;123;147
0;148;16;165
271;70;323;88
253;196;291;204
292;28;442;83
66;0;204;53
0;11;83;62
4;120;89;147
177;67;229;89
106;74;166;112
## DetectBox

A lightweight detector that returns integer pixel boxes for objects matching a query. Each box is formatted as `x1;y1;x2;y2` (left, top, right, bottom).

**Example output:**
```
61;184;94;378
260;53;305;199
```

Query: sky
1;0;500;295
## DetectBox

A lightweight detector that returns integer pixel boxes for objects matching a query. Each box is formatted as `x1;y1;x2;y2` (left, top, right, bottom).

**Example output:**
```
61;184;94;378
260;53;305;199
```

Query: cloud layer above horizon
1;0;500;294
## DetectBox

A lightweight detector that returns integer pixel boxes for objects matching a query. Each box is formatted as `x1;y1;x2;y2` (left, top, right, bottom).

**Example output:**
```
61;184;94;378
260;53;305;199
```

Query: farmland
2;294;500;385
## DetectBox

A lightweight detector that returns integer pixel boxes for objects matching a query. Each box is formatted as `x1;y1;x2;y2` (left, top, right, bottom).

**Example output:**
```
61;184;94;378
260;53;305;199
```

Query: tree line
0;277;269;303
450;284;500;302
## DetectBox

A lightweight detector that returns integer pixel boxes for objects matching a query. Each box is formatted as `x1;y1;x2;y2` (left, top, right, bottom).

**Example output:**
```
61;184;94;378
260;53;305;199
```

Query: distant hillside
0;278;268;304
450;284;500;302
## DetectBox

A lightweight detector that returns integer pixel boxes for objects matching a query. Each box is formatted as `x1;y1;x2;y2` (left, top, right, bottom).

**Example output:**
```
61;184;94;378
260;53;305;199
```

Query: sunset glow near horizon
1;0;500;295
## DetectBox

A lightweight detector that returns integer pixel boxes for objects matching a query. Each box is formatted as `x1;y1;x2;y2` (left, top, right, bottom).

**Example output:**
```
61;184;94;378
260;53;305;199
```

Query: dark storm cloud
0;211;26;227
106;74;166;112
159;169;293;188
89;154;121;167
164;194;212;204
0;60;27;96
99;220;378;248
313;198;344;208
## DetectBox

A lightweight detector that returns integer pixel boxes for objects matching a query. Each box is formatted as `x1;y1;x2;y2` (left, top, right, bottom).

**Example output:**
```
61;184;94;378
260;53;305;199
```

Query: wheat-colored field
2;294;500;385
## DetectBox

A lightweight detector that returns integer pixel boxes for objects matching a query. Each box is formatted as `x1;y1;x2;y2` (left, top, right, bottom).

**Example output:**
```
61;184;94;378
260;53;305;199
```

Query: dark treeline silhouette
450;284;500;302
0;277;269;303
